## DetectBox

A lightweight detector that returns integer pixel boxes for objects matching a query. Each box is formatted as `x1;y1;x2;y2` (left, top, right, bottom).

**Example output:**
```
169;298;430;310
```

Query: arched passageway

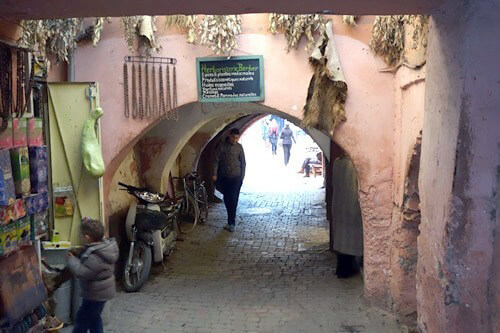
109;99;394;306
106;115;394;332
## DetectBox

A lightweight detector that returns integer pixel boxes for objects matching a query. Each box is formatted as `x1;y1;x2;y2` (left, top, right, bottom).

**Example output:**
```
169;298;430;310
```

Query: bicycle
170;172;208;233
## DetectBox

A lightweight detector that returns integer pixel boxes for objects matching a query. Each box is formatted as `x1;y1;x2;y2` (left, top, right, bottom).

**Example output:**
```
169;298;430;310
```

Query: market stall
0;41;50;333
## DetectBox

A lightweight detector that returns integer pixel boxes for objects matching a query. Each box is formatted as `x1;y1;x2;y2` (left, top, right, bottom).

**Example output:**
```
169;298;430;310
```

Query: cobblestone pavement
104;186;401;333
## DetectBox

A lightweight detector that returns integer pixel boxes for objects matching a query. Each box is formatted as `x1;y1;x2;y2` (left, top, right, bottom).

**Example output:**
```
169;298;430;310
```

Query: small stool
311;164;323;177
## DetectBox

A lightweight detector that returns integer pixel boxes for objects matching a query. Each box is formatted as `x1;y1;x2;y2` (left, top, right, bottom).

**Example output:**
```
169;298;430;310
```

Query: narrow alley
0;2;497;332
105;187;399;332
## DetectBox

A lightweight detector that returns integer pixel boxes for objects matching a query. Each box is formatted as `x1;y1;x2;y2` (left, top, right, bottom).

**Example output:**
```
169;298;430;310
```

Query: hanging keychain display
123;63;129;118
122;56;177;121
131;63;137;119
165;65;171;120
138;64;144;119
151;64;157;119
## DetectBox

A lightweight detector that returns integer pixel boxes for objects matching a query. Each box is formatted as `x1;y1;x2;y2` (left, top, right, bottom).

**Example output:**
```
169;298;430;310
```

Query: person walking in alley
260;119;269;147
268;120;279;155
67;218;119;333
280;124;296;166
213;128;246;232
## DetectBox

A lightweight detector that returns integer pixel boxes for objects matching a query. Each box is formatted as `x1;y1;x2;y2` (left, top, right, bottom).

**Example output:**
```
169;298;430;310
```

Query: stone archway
137;102;332;193
121;100;394;303
101;18;396;306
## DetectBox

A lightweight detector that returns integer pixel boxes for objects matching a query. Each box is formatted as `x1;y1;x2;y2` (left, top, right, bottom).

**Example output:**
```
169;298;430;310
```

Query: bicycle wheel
178;194;199;233
196;184;209;223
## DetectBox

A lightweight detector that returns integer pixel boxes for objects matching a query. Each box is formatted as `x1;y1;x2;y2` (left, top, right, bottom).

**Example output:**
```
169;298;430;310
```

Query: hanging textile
302;21;347;134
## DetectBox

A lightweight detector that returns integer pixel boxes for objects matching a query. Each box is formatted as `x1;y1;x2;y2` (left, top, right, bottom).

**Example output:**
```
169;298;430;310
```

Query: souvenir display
30;210;48;239
28;118;44;147
0;149;15;206
0;205;14;225
0;221;18;255
28;146;48;193
10;147;31;196
0;199;26;225
13;198;26;220
0;45;47;333
12;118;28;148
25;192;49;215
0;119;13;149
17;216;31;246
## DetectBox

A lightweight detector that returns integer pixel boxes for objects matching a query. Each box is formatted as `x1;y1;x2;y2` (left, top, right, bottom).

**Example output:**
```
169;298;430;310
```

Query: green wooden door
48;82;104;245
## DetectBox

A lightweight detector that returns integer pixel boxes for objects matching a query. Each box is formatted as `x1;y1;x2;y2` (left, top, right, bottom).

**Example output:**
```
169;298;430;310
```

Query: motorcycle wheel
122;241;152;292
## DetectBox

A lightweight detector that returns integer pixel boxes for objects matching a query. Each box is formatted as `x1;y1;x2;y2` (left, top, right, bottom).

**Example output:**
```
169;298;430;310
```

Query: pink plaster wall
73;15;379;201
389;66;426;320
418;0;499;331
74;15;397;305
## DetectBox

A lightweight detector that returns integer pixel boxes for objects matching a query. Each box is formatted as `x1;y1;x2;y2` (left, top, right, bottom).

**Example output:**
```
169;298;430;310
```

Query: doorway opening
240;115;325;193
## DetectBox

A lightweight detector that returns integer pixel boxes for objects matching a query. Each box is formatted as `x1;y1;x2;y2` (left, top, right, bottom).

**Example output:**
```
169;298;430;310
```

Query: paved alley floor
104;187;401;333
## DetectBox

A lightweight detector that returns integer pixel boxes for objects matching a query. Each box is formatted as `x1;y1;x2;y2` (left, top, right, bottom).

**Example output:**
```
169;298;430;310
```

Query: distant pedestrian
280;124;296;166
67;218;119;333
213;128;246;232
268;120;279;155
260;119;269;147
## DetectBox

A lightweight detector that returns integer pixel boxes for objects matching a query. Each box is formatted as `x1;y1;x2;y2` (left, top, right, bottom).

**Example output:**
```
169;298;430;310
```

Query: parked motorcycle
119;182;180;292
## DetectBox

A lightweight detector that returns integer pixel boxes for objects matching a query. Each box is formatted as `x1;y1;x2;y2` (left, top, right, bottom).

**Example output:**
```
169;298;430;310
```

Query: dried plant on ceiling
165;15;198;44
406;15;429;48
199;15;242;55
120;16;142;51
19;18;84;62
342;15;359;27
121;16;161;55
269;14;326;53
91;17;112;46
370;15;405;67
370;15;429;69
303;21;347;134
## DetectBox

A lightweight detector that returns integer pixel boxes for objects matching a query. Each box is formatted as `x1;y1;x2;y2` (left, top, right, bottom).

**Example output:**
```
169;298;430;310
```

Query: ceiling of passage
2;0;443;20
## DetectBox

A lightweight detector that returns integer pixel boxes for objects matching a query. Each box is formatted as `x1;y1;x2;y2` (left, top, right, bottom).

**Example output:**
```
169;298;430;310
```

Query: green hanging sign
196;55;265;103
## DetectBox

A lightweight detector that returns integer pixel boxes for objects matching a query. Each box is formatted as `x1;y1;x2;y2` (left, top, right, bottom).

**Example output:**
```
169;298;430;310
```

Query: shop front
0;41;105;331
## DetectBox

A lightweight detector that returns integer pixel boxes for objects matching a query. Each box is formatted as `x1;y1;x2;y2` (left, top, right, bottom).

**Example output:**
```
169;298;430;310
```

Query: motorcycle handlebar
118;182;152;194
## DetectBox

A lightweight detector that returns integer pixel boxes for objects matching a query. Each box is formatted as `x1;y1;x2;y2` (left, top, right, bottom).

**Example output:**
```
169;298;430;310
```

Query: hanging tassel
123;63;129;118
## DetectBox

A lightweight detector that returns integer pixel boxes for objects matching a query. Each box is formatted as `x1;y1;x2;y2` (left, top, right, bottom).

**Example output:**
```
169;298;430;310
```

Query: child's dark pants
73;299;105;333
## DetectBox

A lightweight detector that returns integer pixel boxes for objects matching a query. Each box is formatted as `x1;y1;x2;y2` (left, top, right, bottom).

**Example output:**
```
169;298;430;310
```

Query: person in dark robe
332;155;363;278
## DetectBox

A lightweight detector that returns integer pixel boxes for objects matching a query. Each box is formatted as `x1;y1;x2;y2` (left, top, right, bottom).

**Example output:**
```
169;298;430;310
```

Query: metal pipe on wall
67;48;75;82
